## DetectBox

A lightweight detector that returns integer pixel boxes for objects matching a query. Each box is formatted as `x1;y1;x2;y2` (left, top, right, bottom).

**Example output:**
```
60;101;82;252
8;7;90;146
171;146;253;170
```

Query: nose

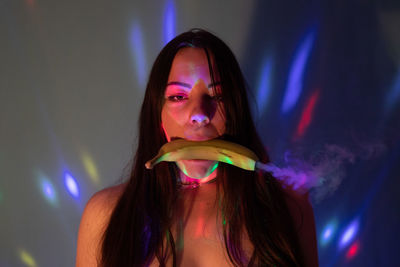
188;80;217;127
190;113;210;126
189;93;215;126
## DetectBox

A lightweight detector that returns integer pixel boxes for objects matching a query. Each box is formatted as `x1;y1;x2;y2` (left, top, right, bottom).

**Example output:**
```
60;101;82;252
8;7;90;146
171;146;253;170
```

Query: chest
149;197;253;267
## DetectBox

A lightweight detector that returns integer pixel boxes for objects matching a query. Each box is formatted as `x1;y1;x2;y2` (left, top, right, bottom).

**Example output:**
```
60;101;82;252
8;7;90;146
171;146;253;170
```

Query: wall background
1;0;399;266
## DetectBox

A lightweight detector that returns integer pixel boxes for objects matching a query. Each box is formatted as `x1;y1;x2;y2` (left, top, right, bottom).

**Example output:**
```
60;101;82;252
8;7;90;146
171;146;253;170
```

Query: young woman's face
161;47;226;179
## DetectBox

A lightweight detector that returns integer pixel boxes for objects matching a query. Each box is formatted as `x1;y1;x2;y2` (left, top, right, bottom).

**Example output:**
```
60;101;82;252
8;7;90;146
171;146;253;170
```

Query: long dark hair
101;29;304;266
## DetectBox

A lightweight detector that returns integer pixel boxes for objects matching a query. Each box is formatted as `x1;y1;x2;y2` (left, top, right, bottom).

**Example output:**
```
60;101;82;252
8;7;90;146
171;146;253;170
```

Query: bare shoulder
87;183;127;214
76;183;127;267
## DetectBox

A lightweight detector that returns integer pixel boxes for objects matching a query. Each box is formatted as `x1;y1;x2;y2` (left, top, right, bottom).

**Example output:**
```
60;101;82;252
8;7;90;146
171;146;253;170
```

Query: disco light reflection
163;0;176;45
320;219;337;246
281;29;316;114
18;249;37;267
64;172;80;198
339;218;360;249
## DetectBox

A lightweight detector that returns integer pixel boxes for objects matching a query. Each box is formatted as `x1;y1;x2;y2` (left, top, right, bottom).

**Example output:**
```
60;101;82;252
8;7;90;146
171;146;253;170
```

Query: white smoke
256;142;386;202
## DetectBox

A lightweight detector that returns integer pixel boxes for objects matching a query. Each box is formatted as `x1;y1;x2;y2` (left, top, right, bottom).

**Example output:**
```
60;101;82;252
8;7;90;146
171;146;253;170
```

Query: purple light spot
385;68;400;115
129;22;147;89
44;182;54;198
281;29;316;114
339;219;360;249
163;0;176;45
256;55;273;115
64;172;79;198
37;174;58;206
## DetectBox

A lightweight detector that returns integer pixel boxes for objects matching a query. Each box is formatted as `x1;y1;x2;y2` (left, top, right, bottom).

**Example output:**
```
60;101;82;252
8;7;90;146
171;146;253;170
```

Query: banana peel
145;139;259;171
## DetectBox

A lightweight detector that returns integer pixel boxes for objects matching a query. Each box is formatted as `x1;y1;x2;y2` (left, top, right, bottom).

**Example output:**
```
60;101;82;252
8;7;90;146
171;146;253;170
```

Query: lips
171;135;219;142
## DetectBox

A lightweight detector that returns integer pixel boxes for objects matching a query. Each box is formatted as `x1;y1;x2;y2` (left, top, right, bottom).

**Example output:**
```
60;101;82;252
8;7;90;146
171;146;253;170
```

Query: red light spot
295;89;320;139
346;240;360;259
26;0;34;7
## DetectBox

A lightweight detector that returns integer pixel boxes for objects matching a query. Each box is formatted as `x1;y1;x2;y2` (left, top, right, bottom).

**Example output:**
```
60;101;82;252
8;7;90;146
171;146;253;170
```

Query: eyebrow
166;81;221;89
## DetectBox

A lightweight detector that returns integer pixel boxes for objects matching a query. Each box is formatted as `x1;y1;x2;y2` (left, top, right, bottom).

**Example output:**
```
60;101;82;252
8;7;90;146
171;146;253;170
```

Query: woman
76;29;318;266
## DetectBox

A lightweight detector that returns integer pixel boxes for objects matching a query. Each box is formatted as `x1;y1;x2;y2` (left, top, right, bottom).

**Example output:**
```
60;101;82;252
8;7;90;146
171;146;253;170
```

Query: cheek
161;105;186;139
214;106;226;135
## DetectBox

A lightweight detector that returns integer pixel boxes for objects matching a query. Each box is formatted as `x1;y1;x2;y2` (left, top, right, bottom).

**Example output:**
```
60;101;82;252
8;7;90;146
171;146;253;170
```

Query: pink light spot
346;240;360;259
295;89;320;139
194;216;205;238
26;0;35;7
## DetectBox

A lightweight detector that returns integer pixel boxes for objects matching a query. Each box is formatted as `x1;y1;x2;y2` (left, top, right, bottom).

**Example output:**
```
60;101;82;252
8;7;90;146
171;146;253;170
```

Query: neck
178;168;218;188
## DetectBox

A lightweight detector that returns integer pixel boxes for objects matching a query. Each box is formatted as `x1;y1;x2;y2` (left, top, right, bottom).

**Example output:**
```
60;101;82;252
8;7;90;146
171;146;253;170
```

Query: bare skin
76;48;318;266
162;48;225;182
76;183;126;267
76;182;318;266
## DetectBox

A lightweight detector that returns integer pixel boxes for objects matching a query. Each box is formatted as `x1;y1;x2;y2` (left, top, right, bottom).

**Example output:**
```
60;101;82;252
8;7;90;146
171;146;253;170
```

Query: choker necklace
178;177;217;189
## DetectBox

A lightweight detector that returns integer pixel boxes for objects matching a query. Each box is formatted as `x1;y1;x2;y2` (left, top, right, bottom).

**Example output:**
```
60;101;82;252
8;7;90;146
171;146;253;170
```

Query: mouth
182;159;214;163
170;135;226;142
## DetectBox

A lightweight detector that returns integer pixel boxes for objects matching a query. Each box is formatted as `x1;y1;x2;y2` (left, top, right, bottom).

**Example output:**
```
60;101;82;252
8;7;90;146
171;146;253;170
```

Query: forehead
168;47;218;84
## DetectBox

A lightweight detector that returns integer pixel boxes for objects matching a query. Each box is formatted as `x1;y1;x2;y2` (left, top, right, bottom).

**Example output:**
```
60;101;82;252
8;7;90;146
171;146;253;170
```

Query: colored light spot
163;0;176;45
320;220;337;246
129;22;147;89
384;68;400;115
18;249;37;267
339;219;360;249
81;151;100;185
40;178;58;206
282;29;316;114
295;89;320;139
26;0;34;7
209;162;219;173
178;161;218;178
346;240;360;259
256;55;274;115
35;170;58;206
221;155;233;165
64;172;79;198
195;203;206;237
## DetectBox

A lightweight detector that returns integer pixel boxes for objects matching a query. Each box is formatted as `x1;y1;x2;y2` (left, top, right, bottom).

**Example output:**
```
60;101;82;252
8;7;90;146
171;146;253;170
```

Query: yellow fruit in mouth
145;139;259;171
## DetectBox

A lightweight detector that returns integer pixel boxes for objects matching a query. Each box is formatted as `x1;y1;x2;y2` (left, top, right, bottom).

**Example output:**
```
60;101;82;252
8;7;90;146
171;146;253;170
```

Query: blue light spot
35;171;58;206
384;68;400;115
64;172;79;198
339;219;360;249
129;22;147;89
320;220;337;247
281;29;316;114
163;0;176;45
40;178;57;206
256;55;274;115
324;228;332;238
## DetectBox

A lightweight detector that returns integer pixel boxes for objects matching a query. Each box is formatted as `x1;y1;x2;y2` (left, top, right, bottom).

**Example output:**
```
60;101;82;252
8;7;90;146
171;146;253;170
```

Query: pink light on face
346;240;360;259
295;89;320;139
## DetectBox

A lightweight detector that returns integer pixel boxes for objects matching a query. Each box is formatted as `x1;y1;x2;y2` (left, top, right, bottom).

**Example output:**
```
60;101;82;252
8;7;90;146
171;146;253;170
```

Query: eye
167;94;188;102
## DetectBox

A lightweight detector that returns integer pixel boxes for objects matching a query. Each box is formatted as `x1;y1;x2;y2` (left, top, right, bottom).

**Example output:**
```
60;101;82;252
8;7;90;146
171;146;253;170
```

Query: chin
177;160;218;179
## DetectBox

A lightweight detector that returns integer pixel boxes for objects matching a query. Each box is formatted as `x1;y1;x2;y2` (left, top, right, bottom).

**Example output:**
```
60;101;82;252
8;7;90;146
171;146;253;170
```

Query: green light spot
209;162;219;173
18;249;37;267
223;156;233;165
